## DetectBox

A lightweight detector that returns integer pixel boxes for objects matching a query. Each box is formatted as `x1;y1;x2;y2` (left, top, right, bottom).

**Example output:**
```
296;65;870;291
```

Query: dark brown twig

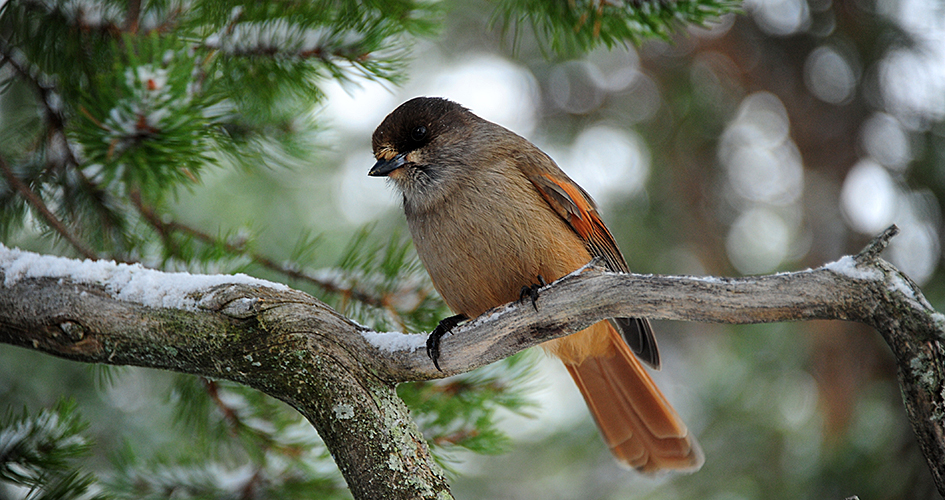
0;155;98;260
0;38;81;173
124;0;141;33
128;190;398;309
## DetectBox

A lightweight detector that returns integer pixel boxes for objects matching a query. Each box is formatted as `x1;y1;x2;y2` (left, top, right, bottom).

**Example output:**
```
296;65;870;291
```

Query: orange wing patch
531;173;629;274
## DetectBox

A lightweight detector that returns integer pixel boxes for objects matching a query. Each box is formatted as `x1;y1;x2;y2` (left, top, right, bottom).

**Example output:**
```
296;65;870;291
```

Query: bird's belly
407;205;591;318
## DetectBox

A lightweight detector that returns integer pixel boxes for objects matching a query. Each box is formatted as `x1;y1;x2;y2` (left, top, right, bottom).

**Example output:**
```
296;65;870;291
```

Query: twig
0;37;81;173
128;190;394;308
0;155;98;260
124;0;141;33
855;224;899;262
203;378;241;434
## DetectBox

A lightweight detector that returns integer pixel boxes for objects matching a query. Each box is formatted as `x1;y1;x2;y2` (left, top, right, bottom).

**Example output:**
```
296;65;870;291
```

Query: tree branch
0;249;450;499
0;37;82;173
127;190;399;310
0;155;98;260
0;226;943;497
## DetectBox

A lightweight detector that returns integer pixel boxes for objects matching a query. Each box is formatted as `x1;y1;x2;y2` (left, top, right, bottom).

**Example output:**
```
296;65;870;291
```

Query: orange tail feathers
555;323;703;473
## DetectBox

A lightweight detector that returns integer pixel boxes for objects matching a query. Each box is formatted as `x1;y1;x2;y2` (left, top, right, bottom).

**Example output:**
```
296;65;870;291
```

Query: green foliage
101;377;348;500
492;0;740;56
398;352;540;470
321;227;445;333
0;399;108;500
74;33;219;202
0;0;441;257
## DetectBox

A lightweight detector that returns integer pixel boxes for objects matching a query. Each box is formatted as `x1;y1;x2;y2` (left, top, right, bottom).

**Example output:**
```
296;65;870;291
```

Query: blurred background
2;0;944;498
308;0;944;497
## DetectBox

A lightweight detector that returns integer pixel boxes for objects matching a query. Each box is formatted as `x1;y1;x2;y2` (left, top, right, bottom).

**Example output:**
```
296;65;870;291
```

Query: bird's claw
426;314;466;372
519;275;547;312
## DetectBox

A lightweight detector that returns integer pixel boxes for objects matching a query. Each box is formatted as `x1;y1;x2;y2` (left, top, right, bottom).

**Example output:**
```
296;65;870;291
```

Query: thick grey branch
1;226;944;496
0;274;450;500
362;226;945;493
377;244;941;381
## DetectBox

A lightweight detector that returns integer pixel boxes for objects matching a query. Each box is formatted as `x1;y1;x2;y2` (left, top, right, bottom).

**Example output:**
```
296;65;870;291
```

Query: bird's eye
410;125;428;142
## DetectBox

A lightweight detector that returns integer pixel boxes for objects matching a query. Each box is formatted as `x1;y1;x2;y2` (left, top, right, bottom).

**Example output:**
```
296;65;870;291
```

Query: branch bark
1;226;943;497
0;264;451;499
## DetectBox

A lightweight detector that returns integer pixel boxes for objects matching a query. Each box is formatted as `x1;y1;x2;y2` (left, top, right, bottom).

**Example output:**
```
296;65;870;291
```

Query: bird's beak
368;153;407;177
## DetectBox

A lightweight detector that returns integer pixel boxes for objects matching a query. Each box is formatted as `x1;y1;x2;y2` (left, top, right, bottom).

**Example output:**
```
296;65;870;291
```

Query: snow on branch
0;243;287;311
203;17;366;60
0;244;448;500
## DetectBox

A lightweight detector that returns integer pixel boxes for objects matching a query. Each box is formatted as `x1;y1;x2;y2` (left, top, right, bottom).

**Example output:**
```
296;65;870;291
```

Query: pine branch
0;154;97;260
128;190;396;310
0;36;80;172
0;37;130;257
14;0;124;35
492;0;739;55
0;400;106;500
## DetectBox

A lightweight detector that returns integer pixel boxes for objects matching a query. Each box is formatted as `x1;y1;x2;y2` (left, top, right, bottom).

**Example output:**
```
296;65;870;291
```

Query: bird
368;96;703;473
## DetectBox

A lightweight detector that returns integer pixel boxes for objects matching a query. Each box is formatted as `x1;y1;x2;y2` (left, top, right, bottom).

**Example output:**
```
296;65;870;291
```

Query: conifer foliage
0;0;435;259
0;0;736;498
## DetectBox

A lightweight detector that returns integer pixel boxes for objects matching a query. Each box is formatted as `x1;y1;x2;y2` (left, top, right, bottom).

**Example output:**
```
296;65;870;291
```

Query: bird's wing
526;169;661;369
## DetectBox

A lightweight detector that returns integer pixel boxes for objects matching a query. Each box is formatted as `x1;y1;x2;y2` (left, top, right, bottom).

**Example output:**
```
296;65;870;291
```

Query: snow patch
823;255;882;281
932;312;945;327
887;273;917;301
0;244;287;311
360;330;427;353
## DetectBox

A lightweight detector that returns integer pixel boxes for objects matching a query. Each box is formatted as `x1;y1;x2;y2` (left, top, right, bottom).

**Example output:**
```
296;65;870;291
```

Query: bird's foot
519;275;548;312
426;314;467;372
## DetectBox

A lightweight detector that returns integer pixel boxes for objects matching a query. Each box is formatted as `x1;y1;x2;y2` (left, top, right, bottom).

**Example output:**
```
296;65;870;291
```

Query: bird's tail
555;322;704;472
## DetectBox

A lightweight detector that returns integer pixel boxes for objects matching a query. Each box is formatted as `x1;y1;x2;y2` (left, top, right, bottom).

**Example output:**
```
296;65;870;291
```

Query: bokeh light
720;92;805;273
880;48;945;125
336;150;399;225
745;0;811;36
319;79;398;135
860;112;912;171
423;53;539;137
726;207;794;274
888;218;939;285
804;45;857;105
840;159;898;234
555;125;651;204
548;60;606;115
